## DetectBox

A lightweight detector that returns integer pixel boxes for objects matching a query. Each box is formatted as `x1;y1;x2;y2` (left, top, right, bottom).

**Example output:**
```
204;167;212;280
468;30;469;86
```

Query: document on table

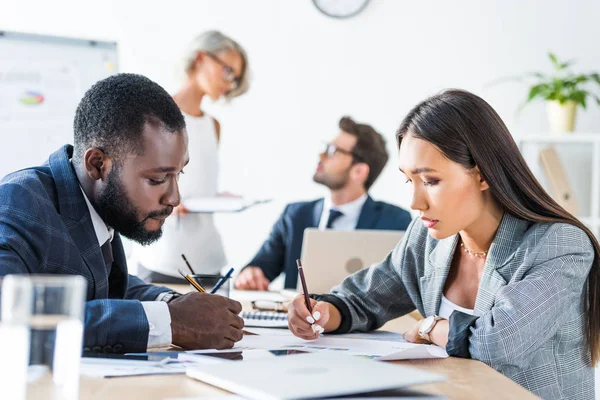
80;357;188;378
188;334;448;360
184;197;271;213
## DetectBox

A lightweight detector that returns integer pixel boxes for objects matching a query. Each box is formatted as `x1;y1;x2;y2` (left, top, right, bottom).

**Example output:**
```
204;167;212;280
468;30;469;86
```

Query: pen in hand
296;259;324;335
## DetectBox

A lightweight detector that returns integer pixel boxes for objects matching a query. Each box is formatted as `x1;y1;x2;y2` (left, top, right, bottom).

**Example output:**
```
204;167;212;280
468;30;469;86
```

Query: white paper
188;334;447;360
332;330;406;342
230;290;285;303
184;197;270;213
164;397;244;400
80;357;186;378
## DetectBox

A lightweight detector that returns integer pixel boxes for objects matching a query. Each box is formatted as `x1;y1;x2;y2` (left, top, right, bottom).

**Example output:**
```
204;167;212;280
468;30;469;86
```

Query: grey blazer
322;213;594;400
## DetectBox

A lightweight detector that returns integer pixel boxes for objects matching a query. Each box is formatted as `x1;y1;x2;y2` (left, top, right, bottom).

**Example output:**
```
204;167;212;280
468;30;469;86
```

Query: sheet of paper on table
187;334;448;360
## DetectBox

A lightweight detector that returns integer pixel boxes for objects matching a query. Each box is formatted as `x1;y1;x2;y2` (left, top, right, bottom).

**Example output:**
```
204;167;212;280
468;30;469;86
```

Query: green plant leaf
527;83;547;102
496;52;600;112
559;60;574;70
549;52;560;70
571;90;587;108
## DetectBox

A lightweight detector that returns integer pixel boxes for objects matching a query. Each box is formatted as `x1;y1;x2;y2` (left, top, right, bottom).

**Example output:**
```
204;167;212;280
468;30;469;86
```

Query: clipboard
184;197;271;213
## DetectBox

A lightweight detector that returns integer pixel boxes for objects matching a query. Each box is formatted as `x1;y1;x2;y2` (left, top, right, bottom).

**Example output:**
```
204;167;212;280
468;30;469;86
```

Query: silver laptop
298;229;404;294
185;352;444;400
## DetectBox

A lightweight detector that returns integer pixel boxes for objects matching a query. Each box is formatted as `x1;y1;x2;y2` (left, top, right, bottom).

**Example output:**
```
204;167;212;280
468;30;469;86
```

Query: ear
473;166;489;191
83;148;113;182
351;163;370;186
194;51;206;69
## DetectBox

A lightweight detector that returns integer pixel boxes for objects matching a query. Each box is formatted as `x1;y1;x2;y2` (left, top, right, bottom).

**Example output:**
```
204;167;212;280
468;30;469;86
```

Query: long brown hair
397;89;600;365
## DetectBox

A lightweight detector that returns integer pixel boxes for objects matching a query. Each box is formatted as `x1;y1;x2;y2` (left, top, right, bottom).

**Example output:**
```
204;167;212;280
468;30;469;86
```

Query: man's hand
168;292;244;349
234;266;270;291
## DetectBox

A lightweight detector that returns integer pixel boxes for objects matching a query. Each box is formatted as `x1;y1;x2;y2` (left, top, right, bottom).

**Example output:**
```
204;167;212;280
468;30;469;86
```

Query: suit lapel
356;196;379;229
311;199;324;227
420;234;458;317
474;213;527;313
49;145;108;300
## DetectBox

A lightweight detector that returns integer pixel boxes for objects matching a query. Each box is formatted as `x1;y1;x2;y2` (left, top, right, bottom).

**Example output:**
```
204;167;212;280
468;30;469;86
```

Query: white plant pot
547;100;577;134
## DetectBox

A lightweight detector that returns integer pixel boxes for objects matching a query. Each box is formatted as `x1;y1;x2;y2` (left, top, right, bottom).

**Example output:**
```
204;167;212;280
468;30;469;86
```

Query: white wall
2;0;600;270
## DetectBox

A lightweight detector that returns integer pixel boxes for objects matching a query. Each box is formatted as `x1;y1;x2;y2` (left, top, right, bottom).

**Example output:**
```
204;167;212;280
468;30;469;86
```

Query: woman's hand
287;296;341;340
403;319;432;344
404;318;449;348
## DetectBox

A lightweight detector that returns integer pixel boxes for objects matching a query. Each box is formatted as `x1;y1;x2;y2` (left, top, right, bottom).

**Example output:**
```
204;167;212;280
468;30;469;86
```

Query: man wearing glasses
235;116;412;290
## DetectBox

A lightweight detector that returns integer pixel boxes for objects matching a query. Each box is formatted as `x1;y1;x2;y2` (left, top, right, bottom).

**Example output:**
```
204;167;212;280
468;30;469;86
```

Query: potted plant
513;53;600;133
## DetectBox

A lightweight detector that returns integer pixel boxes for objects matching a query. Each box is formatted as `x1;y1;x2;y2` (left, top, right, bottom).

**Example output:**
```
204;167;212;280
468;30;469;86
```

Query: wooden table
29;286;538;400
29;357;536;400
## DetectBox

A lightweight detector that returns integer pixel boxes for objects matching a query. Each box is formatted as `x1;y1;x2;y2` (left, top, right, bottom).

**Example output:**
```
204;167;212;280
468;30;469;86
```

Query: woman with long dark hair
287;89;599;399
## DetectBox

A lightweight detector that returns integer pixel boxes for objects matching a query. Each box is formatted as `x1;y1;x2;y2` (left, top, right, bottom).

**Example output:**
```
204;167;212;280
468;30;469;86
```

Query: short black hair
339;116;389;190
73;73;185;163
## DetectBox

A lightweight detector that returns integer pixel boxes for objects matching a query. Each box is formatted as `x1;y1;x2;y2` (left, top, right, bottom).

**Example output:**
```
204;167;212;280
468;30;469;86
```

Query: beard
95;168;173;246
312;168;351;190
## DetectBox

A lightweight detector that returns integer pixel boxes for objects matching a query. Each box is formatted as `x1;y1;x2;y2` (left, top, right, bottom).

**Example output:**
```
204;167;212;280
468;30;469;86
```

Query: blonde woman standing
133;31;250;283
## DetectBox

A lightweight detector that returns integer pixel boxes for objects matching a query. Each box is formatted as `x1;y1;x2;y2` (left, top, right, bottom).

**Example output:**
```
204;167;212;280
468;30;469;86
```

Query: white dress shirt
80;189;172;349
318;193;369;231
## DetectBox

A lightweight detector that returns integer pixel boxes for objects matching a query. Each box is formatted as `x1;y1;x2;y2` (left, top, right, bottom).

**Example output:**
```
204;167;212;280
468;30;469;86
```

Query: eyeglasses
205;52;241;89
323;143;364;162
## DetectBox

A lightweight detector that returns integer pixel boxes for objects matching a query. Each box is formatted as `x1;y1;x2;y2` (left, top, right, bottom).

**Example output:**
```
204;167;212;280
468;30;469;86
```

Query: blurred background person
133;30;250;283
235;117;412;290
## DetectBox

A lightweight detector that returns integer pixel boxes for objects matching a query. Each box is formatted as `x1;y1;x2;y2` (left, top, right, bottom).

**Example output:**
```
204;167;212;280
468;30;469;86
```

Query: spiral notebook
241;311;288;328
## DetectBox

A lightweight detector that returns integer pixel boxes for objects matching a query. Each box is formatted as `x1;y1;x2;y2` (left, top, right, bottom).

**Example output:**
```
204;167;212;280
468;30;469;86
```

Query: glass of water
0;275;33;400
23;275;86;400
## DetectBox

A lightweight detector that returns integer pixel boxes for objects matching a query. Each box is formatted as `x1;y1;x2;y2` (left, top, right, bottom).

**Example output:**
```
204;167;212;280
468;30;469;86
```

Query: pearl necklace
460;242;488;258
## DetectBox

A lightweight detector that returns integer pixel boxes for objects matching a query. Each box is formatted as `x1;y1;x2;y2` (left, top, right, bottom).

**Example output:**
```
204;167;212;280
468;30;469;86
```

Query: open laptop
186;352;444;400
298;229;404;294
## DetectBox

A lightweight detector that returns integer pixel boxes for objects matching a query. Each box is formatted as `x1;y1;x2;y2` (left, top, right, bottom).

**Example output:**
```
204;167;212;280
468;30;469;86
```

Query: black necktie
326;210;344;229
101;239;113;270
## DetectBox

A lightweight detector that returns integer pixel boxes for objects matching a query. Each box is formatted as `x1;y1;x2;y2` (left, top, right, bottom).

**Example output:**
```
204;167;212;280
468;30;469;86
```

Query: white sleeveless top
131;112;227;277
438;295;478;319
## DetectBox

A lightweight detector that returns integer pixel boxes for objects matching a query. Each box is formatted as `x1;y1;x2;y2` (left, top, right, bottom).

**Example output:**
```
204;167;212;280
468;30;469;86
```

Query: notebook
185;352;445;400
241;311;288;328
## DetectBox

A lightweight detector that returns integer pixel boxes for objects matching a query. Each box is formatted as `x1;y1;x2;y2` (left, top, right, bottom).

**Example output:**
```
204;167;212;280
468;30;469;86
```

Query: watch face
420;316;435;332
312;0;370;19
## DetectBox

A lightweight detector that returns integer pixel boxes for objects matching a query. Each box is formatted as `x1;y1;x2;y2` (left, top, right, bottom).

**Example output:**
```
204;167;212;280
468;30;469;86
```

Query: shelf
517;133;600;144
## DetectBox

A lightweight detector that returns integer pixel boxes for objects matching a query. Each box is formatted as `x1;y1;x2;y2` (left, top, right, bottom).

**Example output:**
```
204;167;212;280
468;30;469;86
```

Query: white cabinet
518;134;600;237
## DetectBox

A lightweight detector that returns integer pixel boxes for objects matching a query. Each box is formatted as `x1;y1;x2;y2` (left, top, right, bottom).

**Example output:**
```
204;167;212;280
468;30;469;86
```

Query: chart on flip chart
0;31;118;178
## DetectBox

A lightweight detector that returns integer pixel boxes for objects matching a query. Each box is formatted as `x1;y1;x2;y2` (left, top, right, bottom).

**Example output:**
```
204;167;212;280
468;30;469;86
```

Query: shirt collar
70;159;114;246
79;187;114;246
324;193;369;220
80;187;115;246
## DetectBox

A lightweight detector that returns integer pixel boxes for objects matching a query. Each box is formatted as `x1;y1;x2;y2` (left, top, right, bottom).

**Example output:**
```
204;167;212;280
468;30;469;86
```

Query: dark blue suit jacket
0;145;171;353
247;197;412;289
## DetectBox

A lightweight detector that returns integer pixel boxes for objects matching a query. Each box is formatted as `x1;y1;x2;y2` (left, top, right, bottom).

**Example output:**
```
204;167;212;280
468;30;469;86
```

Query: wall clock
312;0;370;19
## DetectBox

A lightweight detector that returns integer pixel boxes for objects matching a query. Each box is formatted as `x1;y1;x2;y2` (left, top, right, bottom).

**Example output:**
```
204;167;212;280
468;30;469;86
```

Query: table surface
28;286;538;400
